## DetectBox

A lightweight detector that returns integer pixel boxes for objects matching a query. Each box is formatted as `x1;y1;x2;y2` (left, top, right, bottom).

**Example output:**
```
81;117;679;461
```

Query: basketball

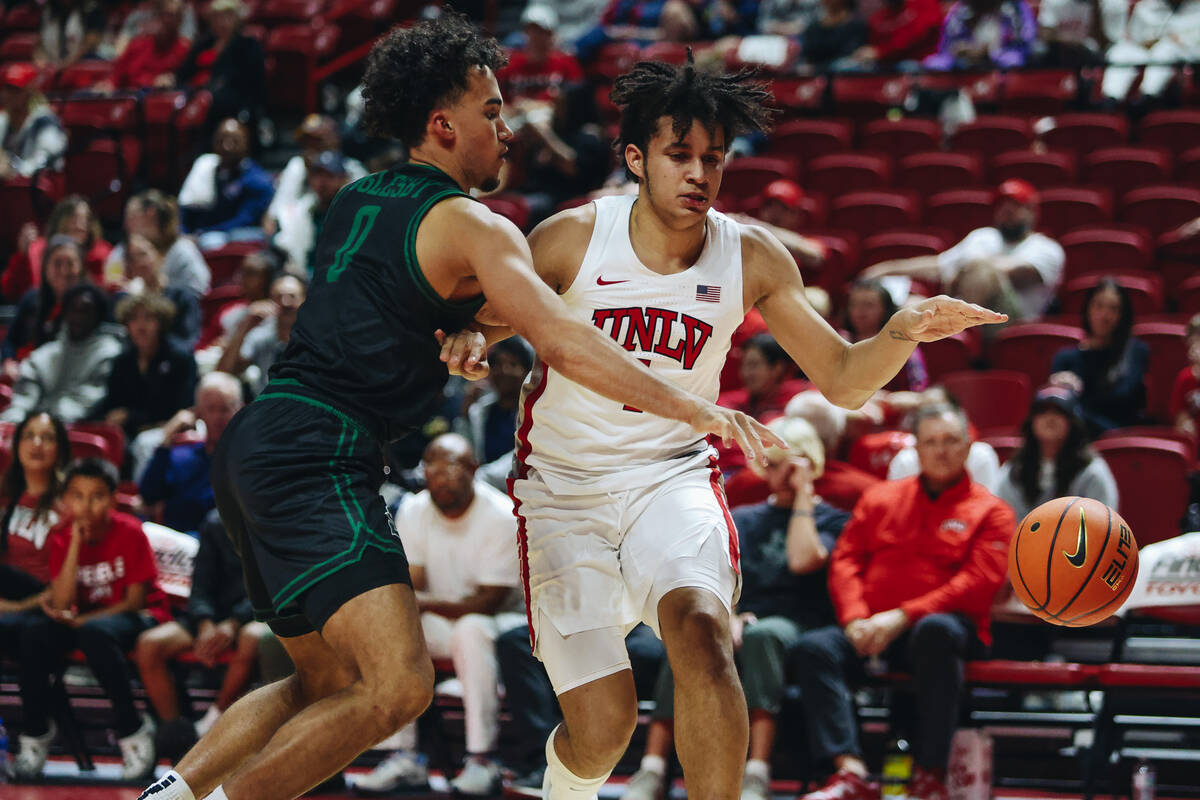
1009;496;1139;627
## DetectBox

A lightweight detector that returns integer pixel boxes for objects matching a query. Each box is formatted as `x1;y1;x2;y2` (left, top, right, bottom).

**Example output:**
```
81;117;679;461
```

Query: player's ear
429;110;455;145
624;143;645;182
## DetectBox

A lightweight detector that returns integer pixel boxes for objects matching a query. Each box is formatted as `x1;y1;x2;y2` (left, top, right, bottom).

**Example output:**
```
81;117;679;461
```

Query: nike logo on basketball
1064;508;1087;568
596;277;629;286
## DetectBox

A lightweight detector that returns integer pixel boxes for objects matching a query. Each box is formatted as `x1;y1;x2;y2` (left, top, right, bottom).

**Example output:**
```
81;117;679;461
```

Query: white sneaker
621;768;665;800
119;716;158;780
741;771;771;800
353;750;430;794
193;704;221;738
450;757;500;795
13;720;56;780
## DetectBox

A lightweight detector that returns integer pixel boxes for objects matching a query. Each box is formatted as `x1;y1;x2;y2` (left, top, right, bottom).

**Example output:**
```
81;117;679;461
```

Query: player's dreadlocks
609;53;776;182
361;10;507;149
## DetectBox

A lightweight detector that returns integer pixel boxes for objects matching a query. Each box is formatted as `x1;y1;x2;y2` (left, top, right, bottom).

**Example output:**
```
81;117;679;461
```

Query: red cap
996;178;1038;206
761;179;805;209
1;63;39;90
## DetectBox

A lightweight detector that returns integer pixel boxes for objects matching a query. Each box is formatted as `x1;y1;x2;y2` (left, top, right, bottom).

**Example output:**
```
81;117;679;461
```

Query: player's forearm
538;319;705;425
470;321;516;347
830;320;920;408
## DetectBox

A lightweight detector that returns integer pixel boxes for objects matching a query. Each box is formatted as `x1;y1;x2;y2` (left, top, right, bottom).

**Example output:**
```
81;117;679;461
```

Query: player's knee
366;660;435;732
673;609;736;677
573;702;637;760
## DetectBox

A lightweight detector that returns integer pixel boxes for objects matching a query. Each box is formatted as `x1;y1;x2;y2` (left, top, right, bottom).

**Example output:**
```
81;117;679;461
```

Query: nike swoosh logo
1063;508;1087;568
596;277;629;286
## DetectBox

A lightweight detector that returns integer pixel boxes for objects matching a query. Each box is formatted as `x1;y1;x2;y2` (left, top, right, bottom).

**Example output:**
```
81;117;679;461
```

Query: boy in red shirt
14;458;170;782
794;404;1014;800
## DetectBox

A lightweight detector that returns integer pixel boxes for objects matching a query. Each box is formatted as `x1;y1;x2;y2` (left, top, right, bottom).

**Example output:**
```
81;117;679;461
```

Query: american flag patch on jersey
696;285;721;303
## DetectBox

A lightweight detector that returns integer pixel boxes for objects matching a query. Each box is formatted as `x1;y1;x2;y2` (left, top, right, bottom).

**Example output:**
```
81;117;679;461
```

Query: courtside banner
1123;531;1200;611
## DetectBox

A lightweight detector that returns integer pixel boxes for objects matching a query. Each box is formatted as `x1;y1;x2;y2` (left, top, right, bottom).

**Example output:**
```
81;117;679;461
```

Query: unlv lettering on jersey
591;307;713;370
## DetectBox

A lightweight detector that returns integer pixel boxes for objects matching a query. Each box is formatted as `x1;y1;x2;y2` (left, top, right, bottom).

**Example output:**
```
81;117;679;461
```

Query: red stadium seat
989;322;1084;388
720;157;799;209
588;42;641;81
849;430;915;479
896;152;984;195
265;23;340;114
919;332;976;382
1137;110;1200;154
1119;185;1200;237
204;242;263;287
1133;320;1189;421
979;433;1023;464
198;284;247;348
69;422;126;467
1060;272;1164;315
805;230;860;293
940;370;1033;435
1098;426;1196;463
68;430;113;465
1083;147;1173;195
1059;226;1153;280
3;4;41;31
771;77;829;115
54;61;113;90
1175;146;1200;184
989;150;1077;188
916;70;1002;105
765;120;852;162
1000;69;1079;116
0;32;38;62
1090;437;1190;545
806;153;892;196
741;192;827;229
950;115;1034;158
0;175;58;258
64;140;132;223
640;41;695;64
830;74;912;119
1037;187;1112;237
860;229;951;267
859;118;941;158
925;189;994;239
1180;273;1200;315
252;0;325;25
1040;113;1128;155
828;191;921;237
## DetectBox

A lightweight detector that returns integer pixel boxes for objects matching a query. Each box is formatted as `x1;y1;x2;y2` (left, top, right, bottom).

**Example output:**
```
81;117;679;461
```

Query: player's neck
407;150;468;191
629;195;707;275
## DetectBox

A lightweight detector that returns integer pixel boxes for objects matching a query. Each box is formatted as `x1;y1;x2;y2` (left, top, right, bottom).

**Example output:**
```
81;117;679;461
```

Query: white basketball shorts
508;458;740;694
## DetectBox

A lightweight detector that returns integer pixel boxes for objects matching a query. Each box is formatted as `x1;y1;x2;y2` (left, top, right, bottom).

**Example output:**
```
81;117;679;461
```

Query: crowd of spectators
1;0;1200;794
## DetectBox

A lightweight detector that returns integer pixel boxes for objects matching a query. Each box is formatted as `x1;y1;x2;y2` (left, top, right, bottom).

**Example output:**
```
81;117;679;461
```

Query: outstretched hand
888;295;1007;343
689;403;787;467
435;329;490;381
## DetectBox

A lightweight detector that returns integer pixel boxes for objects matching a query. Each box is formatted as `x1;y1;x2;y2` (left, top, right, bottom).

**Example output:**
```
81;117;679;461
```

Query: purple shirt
923;0;1036;69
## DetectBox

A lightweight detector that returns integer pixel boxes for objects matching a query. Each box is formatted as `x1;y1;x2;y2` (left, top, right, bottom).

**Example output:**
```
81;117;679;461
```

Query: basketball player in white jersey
490;60;1006;800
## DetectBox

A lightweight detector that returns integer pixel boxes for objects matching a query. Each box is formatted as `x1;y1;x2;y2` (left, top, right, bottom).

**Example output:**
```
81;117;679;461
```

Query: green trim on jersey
402;187;486;314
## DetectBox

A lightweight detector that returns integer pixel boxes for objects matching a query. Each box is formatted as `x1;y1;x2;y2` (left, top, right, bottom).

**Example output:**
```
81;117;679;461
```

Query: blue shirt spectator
178;119;274;236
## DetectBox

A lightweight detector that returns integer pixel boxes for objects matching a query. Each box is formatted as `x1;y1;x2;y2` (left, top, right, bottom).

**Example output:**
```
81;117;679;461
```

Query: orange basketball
1008;496;1139;627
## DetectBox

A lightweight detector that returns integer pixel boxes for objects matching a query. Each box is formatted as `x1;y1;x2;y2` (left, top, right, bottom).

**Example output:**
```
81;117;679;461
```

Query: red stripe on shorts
508;361;550;650
708;455;740;573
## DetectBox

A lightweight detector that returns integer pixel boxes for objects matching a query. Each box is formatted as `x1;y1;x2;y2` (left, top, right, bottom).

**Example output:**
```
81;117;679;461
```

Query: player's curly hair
610;53;775;183
361;10;507;149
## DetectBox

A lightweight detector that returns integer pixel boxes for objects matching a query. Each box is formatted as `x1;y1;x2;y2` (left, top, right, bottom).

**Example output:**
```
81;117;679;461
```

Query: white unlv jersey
515;195;746;495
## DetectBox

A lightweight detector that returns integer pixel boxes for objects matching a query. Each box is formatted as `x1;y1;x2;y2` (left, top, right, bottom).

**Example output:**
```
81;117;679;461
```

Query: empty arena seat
828;191;921;237
860;229;951;267
950;115;1035;158
0;32;38;61
54;61;113;90
940;370;1032;434
1098;426;1196;462
1060;226;1153;280
916;70;1002;106
721;157;799;209
979;433;1023;464
1137;110;1200;153
925;189;994;239
1174;146;1200;183
3;4;41;31
0;175;57;257
805;230;860;292
69;422;126;466
917;332;975;383
1037;187;1112;237
764;119;852;161
204;242;263;287
830;74;912;119
1060;272;1164;315
1040;113;1129;155
1000;69;1079;116
1133;320;1189;421
771;77;829;115
252;0;325;26
989;322;1084;388
1179;274;1200;315
1083;147;1173;195
989;150;1077;188
806;153;892;195
68;430;112;464
1119;185;1200;236
859;118;941;158
896;152;984;195
265;22;340;113
1090;437;1190;545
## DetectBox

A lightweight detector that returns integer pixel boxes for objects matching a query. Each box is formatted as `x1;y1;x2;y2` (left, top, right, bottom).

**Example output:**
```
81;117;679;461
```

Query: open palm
893;295;1007;343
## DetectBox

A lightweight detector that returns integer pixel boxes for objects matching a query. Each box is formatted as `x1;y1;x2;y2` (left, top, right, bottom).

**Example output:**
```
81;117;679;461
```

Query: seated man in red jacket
795;403;1015;800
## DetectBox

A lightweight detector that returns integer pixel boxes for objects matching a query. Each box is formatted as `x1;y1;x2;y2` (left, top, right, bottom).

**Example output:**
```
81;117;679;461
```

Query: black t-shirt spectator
1050;340;1148;433
735;500;850;627
176;33;265;125
802;16;869;64
187;509;254;625
94;336;197;440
